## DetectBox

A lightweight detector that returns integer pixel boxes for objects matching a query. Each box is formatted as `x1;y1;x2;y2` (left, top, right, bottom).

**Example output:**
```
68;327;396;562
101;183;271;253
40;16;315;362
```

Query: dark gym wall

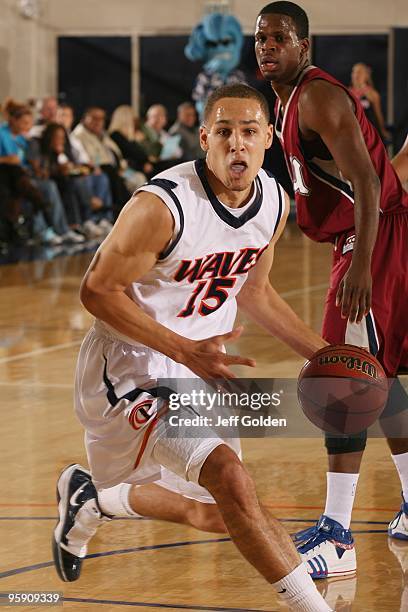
311;34;389;117
58;32;394;190
58;36;131;120
393;28;408;152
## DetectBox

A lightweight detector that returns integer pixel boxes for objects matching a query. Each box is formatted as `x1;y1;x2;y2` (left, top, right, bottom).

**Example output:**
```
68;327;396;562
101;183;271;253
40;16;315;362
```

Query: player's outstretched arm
298;80;381;324
80;192;253;379
237;192;327;359
392;134;408;185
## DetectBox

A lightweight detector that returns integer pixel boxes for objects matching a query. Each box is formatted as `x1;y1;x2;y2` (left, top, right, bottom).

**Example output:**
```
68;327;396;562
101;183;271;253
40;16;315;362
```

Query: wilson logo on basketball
128;400;155;430
318;355;378;379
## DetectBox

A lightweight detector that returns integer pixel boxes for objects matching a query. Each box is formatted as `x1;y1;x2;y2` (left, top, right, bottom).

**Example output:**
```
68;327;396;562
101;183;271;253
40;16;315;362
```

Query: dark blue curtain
58;36;131;121
393;28;408;152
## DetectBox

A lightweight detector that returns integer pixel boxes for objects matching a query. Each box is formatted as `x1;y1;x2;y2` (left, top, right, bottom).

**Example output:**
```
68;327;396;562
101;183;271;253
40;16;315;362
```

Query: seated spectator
0;156;27;246
72;107;142;218
56;104;90;164
108;105;176;177
32;123;105;239
56;103;113;225
0;99;78;245
140;104;182;162
169;101;203;161
29;95;58;139
108;105;153;175
134;116;147;144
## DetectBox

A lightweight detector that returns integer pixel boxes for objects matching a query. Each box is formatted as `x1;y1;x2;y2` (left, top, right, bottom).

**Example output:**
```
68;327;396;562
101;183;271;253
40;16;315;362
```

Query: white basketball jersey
104;160;284;344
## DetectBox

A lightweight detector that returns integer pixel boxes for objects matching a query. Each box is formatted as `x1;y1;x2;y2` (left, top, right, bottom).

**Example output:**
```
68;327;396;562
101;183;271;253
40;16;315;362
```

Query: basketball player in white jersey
53;84;332;611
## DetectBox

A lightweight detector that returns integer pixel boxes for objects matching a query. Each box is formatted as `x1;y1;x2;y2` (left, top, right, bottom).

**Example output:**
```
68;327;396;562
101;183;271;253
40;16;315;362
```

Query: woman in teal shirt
0;99;81;245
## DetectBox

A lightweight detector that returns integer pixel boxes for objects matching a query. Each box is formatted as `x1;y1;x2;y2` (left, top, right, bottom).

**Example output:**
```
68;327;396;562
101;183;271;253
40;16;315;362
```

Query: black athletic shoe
52;464;110;582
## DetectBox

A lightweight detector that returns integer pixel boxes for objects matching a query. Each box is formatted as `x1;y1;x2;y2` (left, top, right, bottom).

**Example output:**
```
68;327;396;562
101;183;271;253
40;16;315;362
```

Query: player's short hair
203;84;270;124
258;2;309;39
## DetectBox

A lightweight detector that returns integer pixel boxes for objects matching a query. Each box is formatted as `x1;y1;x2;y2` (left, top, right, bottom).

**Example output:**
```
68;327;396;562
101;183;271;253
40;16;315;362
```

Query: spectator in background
0;99;75;245
72;107;137;219
56;104;90;165
35;123;106;239
140;104;182;163
169;102;203;161
140;104;169;158
134;116;146;144
30;95;59;138
108;105;178;177
56;103;113;222
350;63;390;143
108;105;153;175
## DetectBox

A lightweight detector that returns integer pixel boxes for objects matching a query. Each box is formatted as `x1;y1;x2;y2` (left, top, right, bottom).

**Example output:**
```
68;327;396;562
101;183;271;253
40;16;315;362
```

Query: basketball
298;344;389;435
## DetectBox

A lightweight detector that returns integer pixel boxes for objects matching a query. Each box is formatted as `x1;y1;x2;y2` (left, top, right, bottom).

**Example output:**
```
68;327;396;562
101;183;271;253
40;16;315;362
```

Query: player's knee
325;431;367;454
200;446;255;513
216;461;255;516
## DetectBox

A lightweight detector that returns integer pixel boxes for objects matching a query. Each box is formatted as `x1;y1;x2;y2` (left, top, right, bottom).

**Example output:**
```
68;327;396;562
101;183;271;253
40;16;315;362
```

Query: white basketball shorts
75;321;240;501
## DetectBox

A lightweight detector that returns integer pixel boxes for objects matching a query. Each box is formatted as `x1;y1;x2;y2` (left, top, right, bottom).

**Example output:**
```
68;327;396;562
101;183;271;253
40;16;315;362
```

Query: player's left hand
335;261;372;323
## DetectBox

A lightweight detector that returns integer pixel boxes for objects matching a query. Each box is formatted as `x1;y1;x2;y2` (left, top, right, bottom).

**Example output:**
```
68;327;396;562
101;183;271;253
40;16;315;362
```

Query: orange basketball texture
297;344;389;434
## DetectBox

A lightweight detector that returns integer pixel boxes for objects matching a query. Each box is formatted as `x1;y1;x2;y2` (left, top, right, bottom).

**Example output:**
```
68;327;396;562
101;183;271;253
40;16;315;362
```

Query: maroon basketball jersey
275;66;408;243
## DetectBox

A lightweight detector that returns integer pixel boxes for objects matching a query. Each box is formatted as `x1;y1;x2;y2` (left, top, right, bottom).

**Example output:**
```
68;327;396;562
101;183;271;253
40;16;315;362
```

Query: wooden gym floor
0;221;405;611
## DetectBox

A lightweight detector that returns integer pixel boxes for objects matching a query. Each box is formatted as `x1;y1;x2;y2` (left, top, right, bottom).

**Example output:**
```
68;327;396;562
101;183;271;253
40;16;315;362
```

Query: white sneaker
298;516;357;579
389;496;408;540
52;464;111;582
98;218;113;235
41;227;64;246
83;220;104;239
62;229;85;244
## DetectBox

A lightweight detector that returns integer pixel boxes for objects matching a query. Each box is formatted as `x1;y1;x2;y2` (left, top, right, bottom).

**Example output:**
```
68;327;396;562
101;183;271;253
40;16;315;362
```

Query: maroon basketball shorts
322;212;408;377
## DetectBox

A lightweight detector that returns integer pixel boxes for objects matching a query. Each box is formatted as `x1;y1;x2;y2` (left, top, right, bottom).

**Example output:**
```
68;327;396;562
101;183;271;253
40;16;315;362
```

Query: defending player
255;1;408;579
53;84;333;611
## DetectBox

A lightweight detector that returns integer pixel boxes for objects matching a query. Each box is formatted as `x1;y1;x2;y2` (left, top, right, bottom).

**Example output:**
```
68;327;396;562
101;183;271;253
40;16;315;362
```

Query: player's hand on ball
336;261;372;323
181;326;256;380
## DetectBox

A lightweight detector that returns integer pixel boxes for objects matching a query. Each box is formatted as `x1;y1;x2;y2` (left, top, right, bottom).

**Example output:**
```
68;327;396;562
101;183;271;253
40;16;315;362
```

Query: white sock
97;483;141;518
273;564;332;611
324;472;359;529
392;453;408;501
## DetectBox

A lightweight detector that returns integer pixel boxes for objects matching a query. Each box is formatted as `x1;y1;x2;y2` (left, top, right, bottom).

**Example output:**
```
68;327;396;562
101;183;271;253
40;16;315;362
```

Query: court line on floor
0;518;389;588
0;341;81;365
0;502;398;512
0;382;73;388
62;597;275;611
0;284;328;366
264;503;398;512
0;516;390;525
0;526;386;584
0;593;272;612
0;516;151;521
279;283;328;299
0;539;231;579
